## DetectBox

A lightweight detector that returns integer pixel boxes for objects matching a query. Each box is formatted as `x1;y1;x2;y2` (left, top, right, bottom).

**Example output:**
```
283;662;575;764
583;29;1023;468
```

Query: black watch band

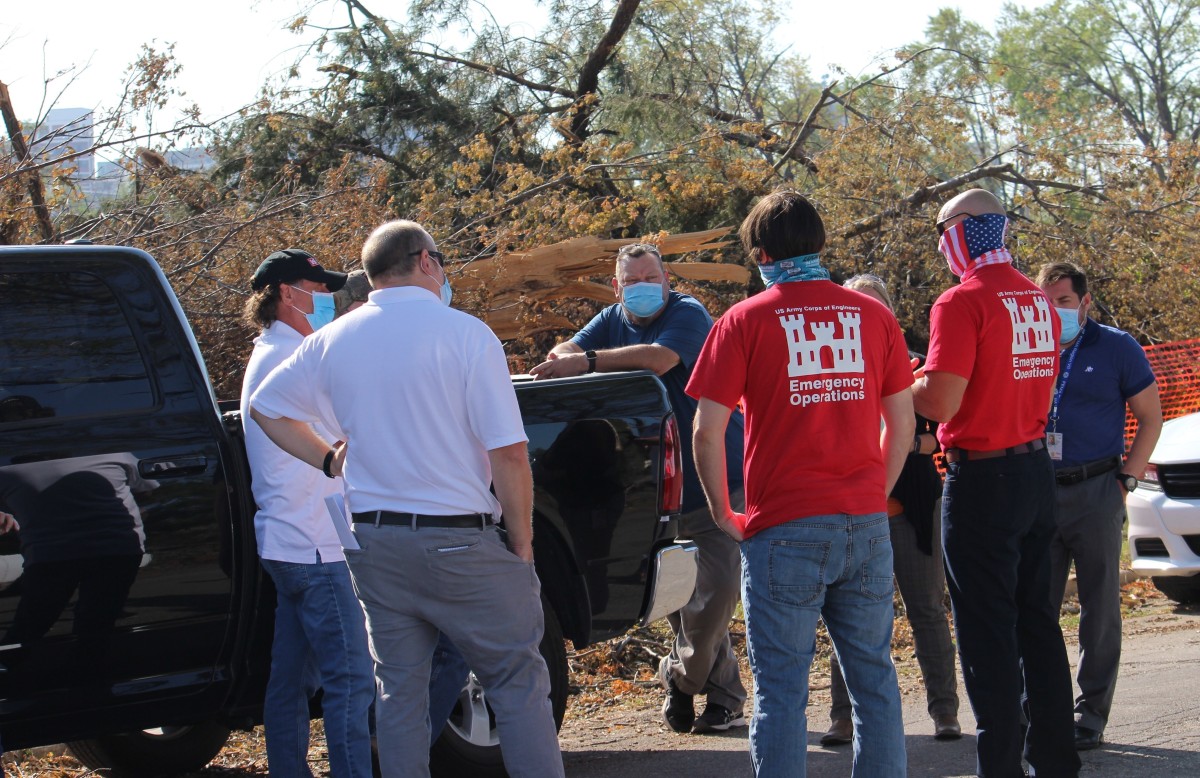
1116;471;1138;492
322;449;337;479
585;350;597;374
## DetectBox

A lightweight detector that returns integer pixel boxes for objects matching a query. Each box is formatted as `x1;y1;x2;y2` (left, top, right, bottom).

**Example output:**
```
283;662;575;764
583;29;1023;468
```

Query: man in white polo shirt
239;249;376;778
250;221;564;778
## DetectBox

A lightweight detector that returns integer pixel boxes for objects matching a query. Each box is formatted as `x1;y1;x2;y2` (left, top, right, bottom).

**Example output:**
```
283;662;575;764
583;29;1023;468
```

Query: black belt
1055;456;1121;486
944;438;1046;464
351;511;493;529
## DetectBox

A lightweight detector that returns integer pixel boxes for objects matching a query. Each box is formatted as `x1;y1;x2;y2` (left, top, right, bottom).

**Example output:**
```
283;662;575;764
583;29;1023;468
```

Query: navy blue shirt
1050;319;1155;468
572;292;745;512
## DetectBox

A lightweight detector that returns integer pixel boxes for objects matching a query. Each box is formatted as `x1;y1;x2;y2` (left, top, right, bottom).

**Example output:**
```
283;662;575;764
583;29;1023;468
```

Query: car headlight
1139;463;1163;491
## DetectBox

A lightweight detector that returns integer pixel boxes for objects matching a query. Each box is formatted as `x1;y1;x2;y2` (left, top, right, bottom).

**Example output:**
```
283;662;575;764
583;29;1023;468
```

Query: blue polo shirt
573;292;745;512
1050;319;1155;468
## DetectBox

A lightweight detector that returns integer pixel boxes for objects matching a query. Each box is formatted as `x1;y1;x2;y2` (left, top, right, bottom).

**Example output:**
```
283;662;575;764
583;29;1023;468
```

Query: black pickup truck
0;245;697;776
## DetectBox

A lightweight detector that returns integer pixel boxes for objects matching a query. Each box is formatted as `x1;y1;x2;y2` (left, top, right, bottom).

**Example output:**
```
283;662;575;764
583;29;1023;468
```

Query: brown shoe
820;718;853;746
934;713;962;740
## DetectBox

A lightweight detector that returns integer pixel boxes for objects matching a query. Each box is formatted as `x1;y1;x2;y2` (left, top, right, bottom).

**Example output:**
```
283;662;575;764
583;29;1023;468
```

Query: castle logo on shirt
1002;292;1056;379
778;307;866;407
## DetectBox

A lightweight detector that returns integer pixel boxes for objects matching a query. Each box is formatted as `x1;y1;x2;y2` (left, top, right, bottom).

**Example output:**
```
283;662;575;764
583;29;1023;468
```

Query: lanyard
1048;321;1086;432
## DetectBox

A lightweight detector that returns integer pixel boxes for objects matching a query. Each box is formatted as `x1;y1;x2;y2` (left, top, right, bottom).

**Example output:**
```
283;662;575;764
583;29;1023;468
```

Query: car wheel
428;594;569;778
67;721;231;777
1151;574;1200;605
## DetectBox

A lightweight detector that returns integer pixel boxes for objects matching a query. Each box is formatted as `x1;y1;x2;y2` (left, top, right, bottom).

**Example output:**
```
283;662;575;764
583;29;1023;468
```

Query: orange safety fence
1125;338;1200;447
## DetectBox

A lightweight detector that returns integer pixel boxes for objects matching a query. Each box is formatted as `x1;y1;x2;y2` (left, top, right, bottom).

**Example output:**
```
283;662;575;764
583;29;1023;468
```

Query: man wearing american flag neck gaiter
912;189;1080;778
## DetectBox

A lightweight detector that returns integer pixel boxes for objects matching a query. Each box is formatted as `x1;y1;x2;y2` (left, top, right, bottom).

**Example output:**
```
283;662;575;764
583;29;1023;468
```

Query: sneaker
661;678;695;733
692;703;747;733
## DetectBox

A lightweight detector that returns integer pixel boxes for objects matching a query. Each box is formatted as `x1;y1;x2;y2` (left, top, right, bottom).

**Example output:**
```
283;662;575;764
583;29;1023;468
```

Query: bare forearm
1125;420;1163;476
489;442;535;559
251;407;334;471
693;398;741;540
881;392;917;495
1124;384;1163;477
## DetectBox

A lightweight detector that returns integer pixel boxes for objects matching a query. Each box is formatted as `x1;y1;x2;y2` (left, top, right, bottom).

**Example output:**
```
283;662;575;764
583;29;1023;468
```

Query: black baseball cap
250;249;348;292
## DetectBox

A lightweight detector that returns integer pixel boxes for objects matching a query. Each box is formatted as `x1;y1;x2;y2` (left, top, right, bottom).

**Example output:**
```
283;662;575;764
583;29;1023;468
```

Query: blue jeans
261;556;375;778
741;515;905;778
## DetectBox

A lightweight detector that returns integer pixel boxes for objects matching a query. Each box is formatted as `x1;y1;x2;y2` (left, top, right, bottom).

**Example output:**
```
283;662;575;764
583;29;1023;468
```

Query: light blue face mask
621;282;666;318
422;263;454;306
1055;305;1082;344
290;286;336;331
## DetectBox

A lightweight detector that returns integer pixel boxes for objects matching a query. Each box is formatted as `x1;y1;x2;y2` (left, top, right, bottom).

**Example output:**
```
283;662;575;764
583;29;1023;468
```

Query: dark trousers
942;448;1080;778
1050;474;1126;732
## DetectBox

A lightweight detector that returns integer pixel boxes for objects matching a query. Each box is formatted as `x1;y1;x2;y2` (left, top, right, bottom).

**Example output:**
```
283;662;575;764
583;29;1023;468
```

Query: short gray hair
362;220;433;284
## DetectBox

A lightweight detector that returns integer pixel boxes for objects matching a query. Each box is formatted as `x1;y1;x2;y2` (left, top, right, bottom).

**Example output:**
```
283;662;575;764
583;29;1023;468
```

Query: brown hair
738;191;826;263
1035;261;1088;299
242;286;281;329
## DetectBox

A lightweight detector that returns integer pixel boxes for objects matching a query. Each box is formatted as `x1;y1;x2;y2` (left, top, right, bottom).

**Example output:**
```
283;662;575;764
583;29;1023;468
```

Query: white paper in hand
324;492;361;550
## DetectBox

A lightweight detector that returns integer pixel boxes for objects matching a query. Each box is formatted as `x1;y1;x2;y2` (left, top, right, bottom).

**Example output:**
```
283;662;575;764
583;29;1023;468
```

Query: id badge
1046;432;1064;461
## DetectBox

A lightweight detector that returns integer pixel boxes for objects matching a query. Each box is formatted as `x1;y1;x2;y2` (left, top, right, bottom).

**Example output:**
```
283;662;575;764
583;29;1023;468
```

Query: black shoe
1074;725;1103;751
661;679;695;733
692;703;747;733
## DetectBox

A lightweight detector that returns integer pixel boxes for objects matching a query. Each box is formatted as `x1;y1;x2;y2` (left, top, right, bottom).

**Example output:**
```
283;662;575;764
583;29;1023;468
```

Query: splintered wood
454;227;749;340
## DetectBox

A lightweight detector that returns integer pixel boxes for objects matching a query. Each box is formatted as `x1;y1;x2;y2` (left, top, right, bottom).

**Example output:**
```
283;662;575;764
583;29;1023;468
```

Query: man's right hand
0;511;18;534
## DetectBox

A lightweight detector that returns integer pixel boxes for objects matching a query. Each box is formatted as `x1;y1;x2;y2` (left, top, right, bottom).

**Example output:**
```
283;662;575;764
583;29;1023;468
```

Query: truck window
0;271;154;423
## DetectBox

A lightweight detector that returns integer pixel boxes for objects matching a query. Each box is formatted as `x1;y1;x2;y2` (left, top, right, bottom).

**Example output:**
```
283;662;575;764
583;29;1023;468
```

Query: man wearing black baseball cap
251;248;349;292
240;248;371;777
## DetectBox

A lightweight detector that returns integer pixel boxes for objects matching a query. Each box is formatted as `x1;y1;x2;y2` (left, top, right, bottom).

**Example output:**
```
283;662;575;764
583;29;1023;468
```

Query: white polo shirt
240;320;345;563
250;286;527;517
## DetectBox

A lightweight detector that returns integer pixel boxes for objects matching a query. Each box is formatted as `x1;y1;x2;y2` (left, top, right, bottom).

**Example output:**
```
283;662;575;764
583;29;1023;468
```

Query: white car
1127;411;1200;604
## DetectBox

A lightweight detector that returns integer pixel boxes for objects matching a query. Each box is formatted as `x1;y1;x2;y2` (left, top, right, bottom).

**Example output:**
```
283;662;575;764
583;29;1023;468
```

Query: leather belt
944;438;1046;464
351;511;493;529
1055;456;1121;486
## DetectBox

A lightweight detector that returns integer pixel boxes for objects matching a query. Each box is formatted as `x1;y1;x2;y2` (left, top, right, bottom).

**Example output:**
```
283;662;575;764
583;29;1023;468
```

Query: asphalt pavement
560;610;1200;777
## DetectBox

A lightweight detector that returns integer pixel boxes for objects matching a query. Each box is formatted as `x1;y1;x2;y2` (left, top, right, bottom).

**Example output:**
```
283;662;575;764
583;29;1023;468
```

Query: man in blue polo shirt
1037;262;1162;751
531;242;747;735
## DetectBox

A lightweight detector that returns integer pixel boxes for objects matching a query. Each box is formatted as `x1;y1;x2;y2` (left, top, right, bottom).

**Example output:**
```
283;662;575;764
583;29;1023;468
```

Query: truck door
0;252;237;742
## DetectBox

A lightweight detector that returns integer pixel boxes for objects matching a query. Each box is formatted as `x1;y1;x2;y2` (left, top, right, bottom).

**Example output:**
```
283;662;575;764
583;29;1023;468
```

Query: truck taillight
660;414;683;515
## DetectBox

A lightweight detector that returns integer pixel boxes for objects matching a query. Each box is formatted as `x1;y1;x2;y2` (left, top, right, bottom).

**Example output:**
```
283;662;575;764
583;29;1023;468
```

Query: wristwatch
1116;472;1138;492
585;350;597;374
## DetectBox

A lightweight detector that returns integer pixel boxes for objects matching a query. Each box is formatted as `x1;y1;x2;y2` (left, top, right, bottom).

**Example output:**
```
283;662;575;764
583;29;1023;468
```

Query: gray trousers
1049;473;1126;732
345;523;564;778
658;490;748;711
830;509;959;721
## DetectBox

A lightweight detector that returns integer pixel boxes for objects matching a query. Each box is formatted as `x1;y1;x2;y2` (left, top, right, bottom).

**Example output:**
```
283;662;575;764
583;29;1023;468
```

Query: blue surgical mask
621;282;666;318
1055;305;1082;345
290;286;336;332
422;263;454;306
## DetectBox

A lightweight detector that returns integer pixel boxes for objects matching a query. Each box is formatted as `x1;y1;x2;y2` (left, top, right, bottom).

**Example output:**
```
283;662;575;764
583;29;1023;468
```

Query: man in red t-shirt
688;191;914;777
912;188;1080;778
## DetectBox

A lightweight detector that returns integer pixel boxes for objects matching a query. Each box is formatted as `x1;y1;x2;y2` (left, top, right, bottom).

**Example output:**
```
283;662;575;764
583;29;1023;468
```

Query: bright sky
0;0;1041;130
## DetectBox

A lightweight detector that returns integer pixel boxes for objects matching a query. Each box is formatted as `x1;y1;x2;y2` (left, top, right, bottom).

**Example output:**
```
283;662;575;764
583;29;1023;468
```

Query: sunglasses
409;248;446;266
936;213;972;236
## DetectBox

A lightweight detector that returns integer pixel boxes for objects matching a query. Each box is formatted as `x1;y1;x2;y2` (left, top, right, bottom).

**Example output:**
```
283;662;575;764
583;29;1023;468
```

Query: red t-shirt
686;281;913;539
925;264;1061;451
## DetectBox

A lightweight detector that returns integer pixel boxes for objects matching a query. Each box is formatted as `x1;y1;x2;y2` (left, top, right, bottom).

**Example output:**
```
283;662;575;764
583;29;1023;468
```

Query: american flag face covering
938;213;1012;278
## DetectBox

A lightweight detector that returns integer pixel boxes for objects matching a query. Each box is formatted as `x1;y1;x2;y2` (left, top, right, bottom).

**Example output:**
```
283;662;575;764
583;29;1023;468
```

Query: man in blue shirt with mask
530;243;747;735
1037;261;1162;752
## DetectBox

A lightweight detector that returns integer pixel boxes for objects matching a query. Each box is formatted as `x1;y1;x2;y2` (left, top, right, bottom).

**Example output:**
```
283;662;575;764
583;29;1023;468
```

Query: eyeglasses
409;248;445;266
936;213;971;236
